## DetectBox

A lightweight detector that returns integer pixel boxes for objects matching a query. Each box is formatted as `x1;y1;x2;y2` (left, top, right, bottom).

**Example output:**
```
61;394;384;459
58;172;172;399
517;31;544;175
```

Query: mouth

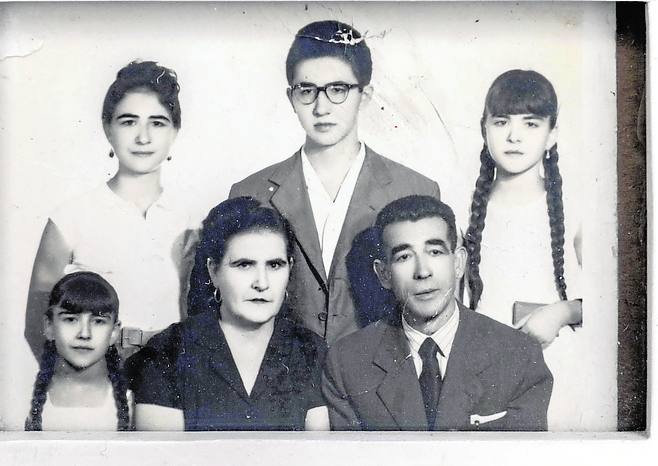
414;289;441;301
71;346;94;351
504;150;524;156
130;151;155;157
247;298;272;304
313;123;336;132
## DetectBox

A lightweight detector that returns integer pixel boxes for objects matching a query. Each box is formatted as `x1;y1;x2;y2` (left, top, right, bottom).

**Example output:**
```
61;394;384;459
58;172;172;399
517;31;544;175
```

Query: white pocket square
470;410;507;426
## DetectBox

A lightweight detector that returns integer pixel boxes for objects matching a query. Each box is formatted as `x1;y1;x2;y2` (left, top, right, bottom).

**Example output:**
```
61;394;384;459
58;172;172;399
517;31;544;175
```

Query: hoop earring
213;288;222;305
109;149;114;158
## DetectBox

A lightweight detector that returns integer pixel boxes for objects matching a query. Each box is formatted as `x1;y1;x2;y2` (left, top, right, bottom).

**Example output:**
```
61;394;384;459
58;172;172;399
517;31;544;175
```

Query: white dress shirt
301;143;366;275
402;301;460;379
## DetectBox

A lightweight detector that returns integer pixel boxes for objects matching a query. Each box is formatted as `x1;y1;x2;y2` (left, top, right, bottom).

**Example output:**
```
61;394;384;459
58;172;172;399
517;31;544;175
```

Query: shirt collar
300;142;366;195
402;300;460;358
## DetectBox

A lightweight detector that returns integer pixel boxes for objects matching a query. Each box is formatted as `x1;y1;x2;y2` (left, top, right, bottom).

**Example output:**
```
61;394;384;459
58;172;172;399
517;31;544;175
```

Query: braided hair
25;272;130;431
465;69;568;309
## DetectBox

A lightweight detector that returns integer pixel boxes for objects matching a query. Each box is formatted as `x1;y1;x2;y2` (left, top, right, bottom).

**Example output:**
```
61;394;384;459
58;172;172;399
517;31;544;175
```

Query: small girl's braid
543;144;568;301
105;345;131;431
465;144;497;309
25;340;57;431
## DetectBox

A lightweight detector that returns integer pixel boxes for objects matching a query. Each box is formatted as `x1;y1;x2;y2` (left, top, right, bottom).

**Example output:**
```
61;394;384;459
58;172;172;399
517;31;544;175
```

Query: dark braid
106;345;131;431
25;340;57;431
543;144;568;301
464;145;496;309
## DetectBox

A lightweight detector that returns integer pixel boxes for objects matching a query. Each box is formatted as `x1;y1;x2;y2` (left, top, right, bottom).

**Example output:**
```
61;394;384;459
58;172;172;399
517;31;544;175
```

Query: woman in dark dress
127;197;329;430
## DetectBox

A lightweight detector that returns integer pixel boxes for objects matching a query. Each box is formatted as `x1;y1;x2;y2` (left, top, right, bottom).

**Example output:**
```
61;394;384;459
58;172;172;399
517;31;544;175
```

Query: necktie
418;338;443;429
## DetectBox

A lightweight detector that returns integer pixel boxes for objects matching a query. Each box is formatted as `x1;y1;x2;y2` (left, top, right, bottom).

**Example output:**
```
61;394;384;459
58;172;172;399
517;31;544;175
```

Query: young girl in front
464;70;585;430
25;61;194;357
25;271;130;431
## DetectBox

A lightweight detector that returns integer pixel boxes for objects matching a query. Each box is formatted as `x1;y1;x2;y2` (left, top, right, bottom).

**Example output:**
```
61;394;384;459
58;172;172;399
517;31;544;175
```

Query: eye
92;317;109;325
327;84;348;97
492;119;507;127
119;119;136;127
232;260;253;269
151;120;166;127
525;121;540;128
428;248;445;256
62;316;77;323
393;252;411;263
268;260;287;270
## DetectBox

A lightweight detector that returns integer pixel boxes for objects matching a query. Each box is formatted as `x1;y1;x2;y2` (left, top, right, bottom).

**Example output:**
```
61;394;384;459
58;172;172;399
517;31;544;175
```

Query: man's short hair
374;195;458;257
285;20;373;87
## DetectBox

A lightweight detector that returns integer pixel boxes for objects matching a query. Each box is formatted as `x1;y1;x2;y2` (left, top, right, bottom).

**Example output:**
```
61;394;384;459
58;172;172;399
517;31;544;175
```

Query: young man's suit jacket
322;303;553;431
229;146;440;343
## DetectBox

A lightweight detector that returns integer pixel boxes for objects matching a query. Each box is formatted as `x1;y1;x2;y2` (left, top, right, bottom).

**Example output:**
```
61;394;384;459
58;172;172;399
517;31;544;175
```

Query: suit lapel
434;306;488;430
269;152;327;284
374;321;429;430
328;147;393;280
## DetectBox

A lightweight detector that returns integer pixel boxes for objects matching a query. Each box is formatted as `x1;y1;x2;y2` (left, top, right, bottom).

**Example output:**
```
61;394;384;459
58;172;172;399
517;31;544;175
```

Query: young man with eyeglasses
229;20;440;344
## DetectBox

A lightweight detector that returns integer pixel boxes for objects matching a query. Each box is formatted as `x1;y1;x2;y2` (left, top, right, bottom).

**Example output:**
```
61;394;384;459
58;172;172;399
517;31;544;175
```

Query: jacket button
318;312;328;322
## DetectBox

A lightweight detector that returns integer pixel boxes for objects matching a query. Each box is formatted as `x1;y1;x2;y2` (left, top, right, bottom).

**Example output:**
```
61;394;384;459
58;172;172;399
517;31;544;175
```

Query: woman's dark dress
126;310;327;430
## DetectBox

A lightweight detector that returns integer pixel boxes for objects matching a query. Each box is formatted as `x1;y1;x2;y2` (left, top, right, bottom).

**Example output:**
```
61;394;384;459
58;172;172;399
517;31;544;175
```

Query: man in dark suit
229;21;440;344
323;195;553;430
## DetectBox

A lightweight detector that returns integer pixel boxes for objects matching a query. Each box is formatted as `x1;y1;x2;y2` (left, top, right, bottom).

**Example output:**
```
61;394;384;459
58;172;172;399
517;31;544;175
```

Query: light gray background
0;0;618;443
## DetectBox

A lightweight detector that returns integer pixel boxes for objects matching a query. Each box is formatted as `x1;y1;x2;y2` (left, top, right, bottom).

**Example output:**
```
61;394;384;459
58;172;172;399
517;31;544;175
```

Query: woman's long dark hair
25;272;130;431
465;69;568;309
187;197;295;316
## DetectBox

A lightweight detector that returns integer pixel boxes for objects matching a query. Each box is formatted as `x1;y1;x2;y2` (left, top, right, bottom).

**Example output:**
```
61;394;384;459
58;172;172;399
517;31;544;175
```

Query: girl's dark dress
126;309;327;430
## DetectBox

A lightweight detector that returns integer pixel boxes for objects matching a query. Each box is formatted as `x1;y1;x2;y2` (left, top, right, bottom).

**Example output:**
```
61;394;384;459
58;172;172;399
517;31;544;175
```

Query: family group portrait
0;1;620;436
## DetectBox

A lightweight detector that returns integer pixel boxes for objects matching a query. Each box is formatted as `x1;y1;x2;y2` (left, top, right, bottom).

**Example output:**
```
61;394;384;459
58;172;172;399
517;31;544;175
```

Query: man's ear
360;85;373;108
286;88;296;112
453;246;467;281
373;259;392;290
110;319;121;347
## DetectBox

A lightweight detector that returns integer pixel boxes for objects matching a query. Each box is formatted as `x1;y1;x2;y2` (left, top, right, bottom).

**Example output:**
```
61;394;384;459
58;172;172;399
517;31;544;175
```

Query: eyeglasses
290;83;362;105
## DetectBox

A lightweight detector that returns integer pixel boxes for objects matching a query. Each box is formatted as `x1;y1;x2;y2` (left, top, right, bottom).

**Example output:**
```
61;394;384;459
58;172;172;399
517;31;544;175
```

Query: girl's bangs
485;71;557;118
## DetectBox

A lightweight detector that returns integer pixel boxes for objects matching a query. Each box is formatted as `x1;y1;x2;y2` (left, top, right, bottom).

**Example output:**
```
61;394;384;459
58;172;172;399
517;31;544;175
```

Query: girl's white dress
472;193;600;431
41;386;132;431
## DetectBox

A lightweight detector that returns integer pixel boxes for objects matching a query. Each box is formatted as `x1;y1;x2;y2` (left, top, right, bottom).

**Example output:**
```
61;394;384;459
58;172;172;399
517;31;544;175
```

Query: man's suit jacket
229;146;440;343
322;303;553;431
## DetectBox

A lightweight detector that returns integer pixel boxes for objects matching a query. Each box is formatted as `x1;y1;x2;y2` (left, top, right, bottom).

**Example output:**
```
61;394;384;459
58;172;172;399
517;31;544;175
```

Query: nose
135;123;151;145
78;315;91;340
506;120;521;143
312;89;331;116
413;255;432;280
252;265;270;292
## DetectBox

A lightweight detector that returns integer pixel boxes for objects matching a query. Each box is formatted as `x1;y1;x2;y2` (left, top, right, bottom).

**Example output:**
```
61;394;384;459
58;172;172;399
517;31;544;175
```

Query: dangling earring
213;288;222;305
545;149;551;160
166;155;172;161
109;149;114;158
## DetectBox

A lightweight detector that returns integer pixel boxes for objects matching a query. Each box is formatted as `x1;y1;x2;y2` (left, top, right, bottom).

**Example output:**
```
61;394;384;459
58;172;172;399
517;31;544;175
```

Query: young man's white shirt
300;142;366;275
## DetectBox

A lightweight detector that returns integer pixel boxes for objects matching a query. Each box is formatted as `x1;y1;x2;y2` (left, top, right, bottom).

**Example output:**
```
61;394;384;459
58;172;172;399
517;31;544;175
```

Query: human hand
514;301;574;349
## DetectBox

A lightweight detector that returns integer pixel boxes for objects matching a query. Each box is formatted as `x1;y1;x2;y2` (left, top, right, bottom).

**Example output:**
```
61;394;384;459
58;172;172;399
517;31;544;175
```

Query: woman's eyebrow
116;113;138;119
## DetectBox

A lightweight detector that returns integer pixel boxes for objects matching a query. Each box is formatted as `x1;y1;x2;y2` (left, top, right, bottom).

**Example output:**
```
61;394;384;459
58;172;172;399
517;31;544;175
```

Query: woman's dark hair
187;197;296;316
25;272;130;431
102;60;181;129
465;69;567;309
286;20;372;87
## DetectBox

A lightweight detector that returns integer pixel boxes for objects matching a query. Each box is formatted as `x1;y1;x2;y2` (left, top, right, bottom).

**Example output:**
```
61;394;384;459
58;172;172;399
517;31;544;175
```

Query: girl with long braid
25;272;131;431
464;70;584;430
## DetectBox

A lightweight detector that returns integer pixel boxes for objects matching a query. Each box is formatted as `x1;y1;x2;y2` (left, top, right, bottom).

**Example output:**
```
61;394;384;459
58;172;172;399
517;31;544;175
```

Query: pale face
375;217;465;328
45;308;119;370
288;56;371;149
104;91;178;175
208;230;291;329
484;113;556;176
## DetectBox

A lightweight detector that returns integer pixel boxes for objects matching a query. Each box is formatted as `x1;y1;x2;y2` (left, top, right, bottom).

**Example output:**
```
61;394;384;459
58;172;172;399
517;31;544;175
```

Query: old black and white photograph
0;0;648;463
